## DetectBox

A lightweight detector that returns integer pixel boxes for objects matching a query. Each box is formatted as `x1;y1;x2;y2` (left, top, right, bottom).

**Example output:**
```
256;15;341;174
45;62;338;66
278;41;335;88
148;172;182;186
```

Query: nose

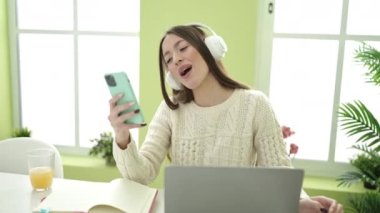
173;53;183;66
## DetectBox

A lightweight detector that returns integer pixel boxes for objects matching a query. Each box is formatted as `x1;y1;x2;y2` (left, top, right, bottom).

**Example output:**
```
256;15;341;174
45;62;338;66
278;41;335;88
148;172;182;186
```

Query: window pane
19;34;75;145
77;0;139;32
274;0;342;34
17;0;73;30
335;41;380;162
346;0;380;35
78;35;140;147
269;38;339;160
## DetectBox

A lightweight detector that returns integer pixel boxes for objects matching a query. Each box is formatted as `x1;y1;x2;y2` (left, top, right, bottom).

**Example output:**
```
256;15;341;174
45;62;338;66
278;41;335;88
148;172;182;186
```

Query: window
8;0;140;151
255;0;380;176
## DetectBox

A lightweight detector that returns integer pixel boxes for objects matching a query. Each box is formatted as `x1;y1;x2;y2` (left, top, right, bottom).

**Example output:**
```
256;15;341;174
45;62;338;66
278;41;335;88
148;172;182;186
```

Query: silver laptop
164;166;304;213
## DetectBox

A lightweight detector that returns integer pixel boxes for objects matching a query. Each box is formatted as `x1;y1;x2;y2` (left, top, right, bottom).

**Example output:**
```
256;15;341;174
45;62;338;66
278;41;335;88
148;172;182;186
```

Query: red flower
289;143;299;155
282;126;295;139
282;126;298;159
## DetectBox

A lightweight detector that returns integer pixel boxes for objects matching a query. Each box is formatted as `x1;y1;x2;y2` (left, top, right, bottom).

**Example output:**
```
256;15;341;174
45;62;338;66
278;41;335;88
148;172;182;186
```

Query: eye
165;57;172;64
179;46;188;51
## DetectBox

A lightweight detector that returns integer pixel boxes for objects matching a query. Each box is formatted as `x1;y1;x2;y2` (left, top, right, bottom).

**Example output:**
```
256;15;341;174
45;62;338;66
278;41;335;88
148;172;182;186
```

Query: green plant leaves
89;132;115;166
12;127;32;137
346;192;380;213
339;100;380;151
337;171;363;188
355;42;380;86
338;100;380;151
337;43;380;198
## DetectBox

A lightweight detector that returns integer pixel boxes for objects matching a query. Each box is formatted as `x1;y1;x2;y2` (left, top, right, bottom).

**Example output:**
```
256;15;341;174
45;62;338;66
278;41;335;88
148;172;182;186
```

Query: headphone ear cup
165;72;184;90
205;35;228;61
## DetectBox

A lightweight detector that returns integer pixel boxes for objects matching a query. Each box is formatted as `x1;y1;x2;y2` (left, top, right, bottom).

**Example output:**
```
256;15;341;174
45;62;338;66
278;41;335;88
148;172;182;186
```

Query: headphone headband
189;22;218;36
187;22;228;61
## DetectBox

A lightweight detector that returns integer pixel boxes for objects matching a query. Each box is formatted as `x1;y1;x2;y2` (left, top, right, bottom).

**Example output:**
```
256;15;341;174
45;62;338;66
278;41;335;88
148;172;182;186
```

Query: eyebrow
163;39;185;58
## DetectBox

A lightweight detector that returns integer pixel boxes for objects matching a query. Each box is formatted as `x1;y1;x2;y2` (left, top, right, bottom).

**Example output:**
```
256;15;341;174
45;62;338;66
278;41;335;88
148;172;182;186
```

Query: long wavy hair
158;25;249;110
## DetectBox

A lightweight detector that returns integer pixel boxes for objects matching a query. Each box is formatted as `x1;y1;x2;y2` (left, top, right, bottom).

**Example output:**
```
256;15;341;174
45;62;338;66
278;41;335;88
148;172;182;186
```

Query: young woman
108;24;343;213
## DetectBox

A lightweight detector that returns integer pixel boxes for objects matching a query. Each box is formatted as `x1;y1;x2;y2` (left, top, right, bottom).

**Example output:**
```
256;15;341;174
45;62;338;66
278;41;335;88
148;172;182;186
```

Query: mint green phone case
105;72;144;124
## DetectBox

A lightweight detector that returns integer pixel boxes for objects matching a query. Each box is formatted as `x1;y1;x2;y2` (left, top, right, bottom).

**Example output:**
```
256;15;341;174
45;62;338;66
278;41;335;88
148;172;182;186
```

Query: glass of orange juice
27;149;54;191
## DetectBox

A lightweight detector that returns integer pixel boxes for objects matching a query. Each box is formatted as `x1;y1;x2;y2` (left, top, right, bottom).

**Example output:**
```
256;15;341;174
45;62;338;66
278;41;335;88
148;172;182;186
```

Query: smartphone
104;72;145;124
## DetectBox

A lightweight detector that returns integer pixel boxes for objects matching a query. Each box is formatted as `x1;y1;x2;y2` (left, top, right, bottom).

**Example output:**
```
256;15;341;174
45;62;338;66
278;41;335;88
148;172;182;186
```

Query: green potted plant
337;145;380;190
337;42;380;212
346;192;380;213
12;127;32;137
89;132;116;166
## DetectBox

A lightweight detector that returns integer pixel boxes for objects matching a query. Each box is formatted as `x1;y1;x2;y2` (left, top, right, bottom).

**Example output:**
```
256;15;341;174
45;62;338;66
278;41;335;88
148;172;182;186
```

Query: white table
0;172;164;213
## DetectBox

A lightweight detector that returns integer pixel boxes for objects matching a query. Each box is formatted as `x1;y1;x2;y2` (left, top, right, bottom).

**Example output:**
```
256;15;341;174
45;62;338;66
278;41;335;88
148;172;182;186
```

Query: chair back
0;137;64;178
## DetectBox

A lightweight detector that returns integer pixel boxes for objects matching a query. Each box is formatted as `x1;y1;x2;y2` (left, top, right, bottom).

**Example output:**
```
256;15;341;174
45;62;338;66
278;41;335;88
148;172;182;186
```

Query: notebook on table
34;178;158;213
164;166;304;213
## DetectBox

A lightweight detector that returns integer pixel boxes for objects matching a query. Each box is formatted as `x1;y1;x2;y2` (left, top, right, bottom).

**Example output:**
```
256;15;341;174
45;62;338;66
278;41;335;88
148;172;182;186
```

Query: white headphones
195;22;228;61
166;23;227;90
166;71;184;90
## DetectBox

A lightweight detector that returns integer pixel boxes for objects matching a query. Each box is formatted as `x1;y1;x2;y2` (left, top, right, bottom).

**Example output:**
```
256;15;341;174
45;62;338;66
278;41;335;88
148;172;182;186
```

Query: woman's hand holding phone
105;72;146;150
108;93;146;150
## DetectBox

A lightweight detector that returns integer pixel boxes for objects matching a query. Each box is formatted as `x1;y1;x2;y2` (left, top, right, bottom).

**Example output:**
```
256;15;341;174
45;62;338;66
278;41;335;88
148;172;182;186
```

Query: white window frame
255;0;380;177
7;0;140;155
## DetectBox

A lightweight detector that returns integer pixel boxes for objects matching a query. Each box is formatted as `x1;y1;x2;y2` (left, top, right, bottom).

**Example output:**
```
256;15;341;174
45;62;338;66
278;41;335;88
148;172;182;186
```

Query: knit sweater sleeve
112;101;171;185
252;91;309;198
252;91;291;167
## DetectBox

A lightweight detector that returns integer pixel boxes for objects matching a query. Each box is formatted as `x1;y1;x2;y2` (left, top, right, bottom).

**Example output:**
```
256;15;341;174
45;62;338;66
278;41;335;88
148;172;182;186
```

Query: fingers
110;106;143;128
298;198;324;213
328;200;343;213
336;203;343;213
109;103;131;124
108;93;144;129
117;110;144;126
311;196;334;207
109;93;123;109
300;197;344;213
311;196;343;213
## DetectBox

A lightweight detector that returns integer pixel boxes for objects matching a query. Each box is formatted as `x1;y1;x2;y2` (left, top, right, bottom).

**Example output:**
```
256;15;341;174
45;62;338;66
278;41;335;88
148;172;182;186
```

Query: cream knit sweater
113;89;298;183
113;89;309;198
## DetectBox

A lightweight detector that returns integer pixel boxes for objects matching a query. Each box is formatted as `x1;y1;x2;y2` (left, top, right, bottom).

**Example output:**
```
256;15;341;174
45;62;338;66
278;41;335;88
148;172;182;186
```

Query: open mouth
179;66;192;77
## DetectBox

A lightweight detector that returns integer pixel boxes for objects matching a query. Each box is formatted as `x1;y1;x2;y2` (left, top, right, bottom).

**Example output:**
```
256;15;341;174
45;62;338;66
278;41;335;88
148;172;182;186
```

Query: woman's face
162;34;209;90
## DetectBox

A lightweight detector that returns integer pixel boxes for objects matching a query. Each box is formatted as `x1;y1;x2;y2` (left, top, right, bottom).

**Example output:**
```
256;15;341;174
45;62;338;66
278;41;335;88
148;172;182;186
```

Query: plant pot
363;181;378;190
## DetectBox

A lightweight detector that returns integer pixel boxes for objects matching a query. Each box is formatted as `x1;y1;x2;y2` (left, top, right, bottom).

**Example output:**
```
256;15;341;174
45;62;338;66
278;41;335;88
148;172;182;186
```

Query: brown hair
158;24;249;110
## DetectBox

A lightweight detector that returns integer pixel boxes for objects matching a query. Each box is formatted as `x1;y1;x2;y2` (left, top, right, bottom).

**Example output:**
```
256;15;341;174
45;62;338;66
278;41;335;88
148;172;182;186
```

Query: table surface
0;172;164;213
